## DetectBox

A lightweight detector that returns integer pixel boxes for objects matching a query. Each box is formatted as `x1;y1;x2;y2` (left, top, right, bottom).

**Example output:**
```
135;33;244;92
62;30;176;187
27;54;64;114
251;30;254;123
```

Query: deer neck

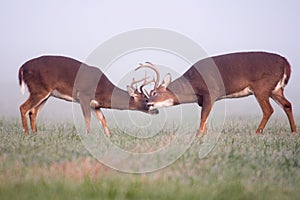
168;76;198;105
108;86;131;110
93;75;130;110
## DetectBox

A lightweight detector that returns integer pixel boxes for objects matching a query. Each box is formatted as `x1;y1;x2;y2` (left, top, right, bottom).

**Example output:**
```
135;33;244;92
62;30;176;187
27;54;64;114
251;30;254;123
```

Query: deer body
144;52;297;134
19;56;157;136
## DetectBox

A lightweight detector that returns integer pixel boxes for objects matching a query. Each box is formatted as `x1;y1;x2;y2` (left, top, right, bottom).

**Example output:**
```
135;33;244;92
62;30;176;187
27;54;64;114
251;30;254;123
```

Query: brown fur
19;56;156;136
148;52;297;134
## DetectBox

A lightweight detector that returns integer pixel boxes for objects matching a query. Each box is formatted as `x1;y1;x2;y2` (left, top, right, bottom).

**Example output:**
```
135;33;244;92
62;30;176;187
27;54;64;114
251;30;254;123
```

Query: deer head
127;72;159;114
135;62;176;110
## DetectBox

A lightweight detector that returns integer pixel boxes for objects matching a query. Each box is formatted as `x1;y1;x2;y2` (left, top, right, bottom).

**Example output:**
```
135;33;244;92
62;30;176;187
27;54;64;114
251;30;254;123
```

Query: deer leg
20;93;50;135
255;95;274;134
79;98;91;134
93;108;111;137
198;95;214;135
20;102;30;135
29;99;48;133
271;89;297;133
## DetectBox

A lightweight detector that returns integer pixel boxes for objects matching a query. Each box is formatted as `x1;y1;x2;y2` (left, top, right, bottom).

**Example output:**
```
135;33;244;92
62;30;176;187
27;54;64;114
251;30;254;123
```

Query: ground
0;117;299;199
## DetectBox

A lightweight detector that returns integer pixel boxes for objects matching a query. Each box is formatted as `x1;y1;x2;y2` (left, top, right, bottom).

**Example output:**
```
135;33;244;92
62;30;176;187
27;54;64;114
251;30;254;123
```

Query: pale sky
1;0;299;121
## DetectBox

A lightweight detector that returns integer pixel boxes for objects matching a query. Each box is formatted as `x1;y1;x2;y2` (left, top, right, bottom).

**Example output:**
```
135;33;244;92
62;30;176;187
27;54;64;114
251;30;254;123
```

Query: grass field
0;117;299;200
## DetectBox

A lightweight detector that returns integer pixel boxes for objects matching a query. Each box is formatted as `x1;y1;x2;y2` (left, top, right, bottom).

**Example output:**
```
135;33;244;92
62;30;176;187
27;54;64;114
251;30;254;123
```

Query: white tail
20;80;26;95
273;69;287;92
19;69;26;95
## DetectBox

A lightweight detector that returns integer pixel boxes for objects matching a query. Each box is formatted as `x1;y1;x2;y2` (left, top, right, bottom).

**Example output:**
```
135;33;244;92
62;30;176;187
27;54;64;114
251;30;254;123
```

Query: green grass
0;117;299;199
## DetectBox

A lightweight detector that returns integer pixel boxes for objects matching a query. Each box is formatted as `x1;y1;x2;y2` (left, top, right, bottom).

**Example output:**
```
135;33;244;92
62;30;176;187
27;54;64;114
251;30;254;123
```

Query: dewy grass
0;117;299;199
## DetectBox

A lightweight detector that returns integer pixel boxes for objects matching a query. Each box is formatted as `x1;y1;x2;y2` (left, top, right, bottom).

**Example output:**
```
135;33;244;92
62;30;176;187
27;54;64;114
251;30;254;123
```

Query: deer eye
152;91;157;96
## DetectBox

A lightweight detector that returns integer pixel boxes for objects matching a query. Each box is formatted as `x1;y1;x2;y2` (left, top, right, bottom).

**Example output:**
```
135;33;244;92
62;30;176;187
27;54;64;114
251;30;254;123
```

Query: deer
18;55;158;136
136;52;297;135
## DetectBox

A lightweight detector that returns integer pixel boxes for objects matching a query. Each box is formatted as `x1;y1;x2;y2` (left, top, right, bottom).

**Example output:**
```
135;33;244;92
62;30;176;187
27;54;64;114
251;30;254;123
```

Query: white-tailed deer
136;52;297;135
19;56;158;136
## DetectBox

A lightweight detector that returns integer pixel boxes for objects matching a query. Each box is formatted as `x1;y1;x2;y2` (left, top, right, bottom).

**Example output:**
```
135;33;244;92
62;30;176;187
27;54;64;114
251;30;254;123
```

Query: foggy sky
0;0;299;122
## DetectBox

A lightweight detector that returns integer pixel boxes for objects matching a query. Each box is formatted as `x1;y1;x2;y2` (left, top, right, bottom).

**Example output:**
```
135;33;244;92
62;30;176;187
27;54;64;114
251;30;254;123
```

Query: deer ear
127;85;137;97
162;73;172;88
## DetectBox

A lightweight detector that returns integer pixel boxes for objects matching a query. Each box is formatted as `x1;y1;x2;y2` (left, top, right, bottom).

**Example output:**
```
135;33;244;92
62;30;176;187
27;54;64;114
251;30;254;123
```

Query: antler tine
130;75;151;90
139;76;155;97
135;62;160;89
145;61;155;66
130;78;137;90
141;87;150;98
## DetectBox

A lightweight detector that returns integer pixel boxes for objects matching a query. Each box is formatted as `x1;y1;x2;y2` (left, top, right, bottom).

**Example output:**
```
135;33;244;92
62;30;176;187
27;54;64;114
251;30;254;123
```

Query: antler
139;75;155;97
130;71;155;97
130;75;150;90
135;62;160;89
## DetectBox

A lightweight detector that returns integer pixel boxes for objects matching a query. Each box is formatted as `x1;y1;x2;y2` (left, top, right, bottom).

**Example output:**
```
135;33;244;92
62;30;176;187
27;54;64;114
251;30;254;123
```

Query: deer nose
149;108;159;115
147;102;154;107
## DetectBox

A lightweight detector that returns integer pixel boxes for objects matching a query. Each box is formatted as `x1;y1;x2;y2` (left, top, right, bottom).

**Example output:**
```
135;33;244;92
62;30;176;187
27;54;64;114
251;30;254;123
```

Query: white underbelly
90;100;100;107
222;86;253;99
51;90;74;101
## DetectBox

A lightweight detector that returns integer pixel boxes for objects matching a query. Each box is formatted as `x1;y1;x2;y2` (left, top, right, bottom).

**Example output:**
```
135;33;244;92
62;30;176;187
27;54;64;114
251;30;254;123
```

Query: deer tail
284;59;291;86
18;66;26;95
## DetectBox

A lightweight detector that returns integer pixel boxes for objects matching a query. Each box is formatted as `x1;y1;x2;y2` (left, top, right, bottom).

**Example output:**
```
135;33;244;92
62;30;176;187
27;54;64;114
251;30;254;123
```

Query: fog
1;1;299;123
